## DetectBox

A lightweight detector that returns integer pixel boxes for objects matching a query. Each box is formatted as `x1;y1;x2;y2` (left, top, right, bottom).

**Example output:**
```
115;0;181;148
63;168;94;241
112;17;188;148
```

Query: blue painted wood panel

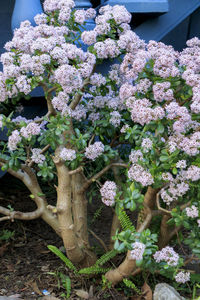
0;0;14;59
134;0;200;43
188;6;200;39
161;17;190;51
104;0;169;13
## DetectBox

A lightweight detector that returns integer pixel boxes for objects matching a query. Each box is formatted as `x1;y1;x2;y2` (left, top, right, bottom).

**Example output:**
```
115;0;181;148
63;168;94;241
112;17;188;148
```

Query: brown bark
109;165;122;250
158;215;181;249
0;163;60;235
137;187;158;230
105;210;153;285
72;172;96;266
109;212;121;250
105;250;137;283
55;160;85;263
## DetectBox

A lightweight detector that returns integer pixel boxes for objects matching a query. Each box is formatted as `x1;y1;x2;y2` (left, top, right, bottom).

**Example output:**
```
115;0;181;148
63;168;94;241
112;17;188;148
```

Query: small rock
153;283;185;300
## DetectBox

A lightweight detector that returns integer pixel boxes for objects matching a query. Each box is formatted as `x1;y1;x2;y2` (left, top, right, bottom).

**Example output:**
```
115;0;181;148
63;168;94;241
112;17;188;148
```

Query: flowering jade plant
0;0;200;286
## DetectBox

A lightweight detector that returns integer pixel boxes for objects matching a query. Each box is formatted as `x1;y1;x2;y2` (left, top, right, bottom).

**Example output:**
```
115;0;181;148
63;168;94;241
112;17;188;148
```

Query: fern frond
79;266;110;275
118;208;135;231
123;279;141;295
64;276;71;299
95;249;118;266
91;205;104;224
48;245;78;274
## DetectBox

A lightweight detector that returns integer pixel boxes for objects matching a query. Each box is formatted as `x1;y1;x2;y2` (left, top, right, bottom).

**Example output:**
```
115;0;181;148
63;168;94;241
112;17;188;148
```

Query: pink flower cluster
128;164;154;186
59;148;76;161
175;271;190;283
153;82;174;102
43;0;75;12
31;148;46;164
176;160;187;169
110;111;121;127
185;205;199;218
135;79;152;94
160;178;190;205
129;150;143;164
185;165;200;181
130;242;146;260
100;181;117;206
126;97;165;126
7;121;41;151
141;138;153;152
20;122;41;139
154;246;179;266
52;92;70;113
81;4;133;57
90;73;106;87
85;142;104;160
54;65;83;94
8;130;21;151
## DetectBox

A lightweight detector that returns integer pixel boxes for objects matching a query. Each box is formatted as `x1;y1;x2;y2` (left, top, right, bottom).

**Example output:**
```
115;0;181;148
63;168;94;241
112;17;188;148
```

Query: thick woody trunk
158;215;180;249
137;187;158;230
106;188;157;285
72;172;96;266
109;212;120;250
105;251;137;283
158;215;171;249
55;162;85;263
72;172;89;248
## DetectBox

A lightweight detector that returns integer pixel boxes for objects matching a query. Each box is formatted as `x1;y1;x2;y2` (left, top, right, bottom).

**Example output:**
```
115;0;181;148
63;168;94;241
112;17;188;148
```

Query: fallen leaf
29;281;42;295
6;264;15;272
0;243;9;257
75;289;89;299
141;282;152;300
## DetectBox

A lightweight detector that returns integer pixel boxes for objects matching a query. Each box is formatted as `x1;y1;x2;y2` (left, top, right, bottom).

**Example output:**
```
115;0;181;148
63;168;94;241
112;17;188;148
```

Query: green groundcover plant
0;0;200;287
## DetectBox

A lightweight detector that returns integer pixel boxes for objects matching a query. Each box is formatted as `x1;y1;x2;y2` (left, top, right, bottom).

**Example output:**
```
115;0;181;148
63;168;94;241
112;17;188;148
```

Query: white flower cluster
130;242;146;260
59;148;76;161
154;246;179;266
31;148;46;164
128;164;154;186
175;271;190;283
20;122;41;139
100;181;117;206
85;142;104;160
141;138;153;152
185;205;199;218
8;130;21;151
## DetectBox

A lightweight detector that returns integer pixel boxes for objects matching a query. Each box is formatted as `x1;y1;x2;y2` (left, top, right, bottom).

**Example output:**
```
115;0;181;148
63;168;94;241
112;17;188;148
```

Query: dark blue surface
0;0;200;179
104;0;169;13
0;0;14;60
135;0;200;44
11;0;43;31
75;0;92;8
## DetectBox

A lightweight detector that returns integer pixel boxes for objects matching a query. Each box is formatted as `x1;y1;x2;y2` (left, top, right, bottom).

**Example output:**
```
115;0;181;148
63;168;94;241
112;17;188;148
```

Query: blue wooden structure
0;0;200;65
0;0;200;177
103;0;169;13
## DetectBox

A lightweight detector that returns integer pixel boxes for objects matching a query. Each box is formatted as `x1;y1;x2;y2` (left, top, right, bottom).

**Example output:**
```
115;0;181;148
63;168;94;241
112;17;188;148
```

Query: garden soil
0;173;128;300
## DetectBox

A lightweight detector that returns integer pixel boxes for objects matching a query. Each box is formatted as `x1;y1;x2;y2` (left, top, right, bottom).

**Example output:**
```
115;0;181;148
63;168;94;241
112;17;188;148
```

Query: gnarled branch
0;205;44;221
78;162;128;194
69;78;90;110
